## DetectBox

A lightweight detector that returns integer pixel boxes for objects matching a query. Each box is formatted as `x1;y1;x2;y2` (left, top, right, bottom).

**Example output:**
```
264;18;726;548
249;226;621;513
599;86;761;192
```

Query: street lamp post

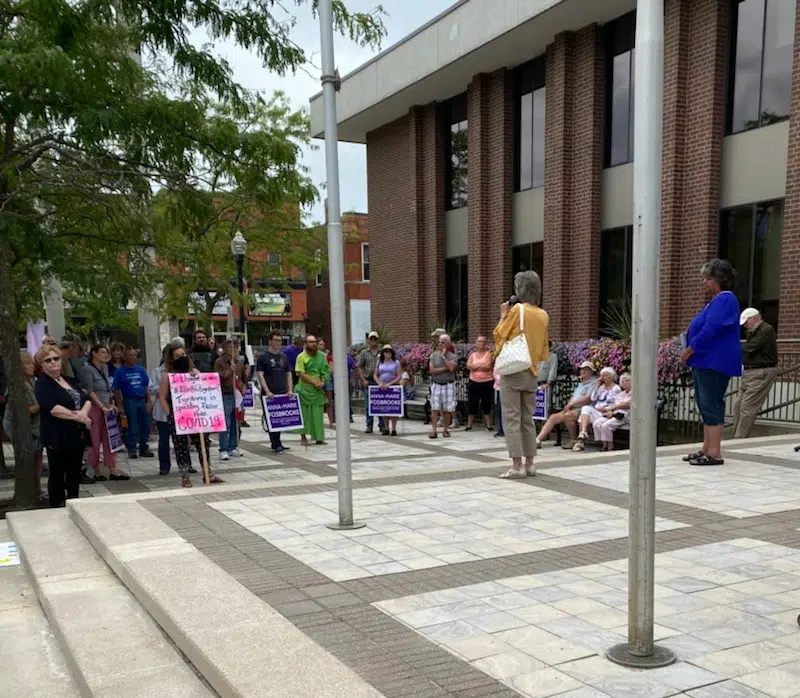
607;0;675;669
230;231;248;337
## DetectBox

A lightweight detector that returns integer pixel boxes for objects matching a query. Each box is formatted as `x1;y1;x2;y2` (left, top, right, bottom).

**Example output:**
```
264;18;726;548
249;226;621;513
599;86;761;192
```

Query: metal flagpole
319;0;365;531
607;0;674;668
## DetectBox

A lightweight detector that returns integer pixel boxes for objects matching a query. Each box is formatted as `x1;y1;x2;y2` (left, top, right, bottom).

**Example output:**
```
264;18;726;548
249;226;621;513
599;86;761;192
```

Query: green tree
0;0;384;509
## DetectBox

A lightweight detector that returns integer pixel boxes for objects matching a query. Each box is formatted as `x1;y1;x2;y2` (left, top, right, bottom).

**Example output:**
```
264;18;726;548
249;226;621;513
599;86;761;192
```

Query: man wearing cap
357;331;385;434
535;361;597;449
732;308;778;438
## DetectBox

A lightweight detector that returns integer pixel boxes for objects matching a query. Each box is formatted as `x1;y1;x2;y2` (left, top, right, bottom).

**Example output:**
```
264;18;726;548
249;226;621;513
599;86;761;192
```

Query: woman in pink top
466;336;494;431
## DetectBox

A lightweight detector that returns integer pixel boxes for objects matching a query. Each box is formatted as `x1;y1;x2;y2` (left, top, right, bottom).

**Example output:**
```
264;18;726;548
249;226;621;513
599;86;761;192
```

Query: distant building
306;212;370;346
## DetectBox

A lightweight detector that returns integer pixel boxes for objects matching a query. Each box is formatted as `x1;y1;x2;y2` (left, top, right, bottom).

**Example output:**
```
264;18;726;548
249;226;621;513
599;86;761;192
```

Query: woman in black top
34;344;92;507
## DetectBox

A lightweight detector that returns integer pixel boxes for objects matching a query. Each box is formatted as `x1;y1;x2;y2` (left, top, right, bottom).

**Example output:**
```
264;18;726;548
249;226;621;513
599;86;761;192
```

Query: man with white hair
428;334;457;438
733;308;778;438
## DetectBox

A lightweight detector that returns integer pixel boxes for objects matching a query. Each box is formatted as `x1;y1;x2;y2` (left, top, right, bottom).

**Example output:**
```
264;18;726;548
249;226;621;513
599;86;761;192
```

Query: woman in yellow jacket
493;271;549;479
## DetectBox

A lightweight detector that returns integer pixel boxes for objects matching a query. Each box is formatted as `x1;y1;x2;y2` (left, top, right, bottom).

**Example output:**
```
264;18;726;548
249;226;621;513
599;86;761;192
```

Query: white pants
593;416;626;442
580;405;603;430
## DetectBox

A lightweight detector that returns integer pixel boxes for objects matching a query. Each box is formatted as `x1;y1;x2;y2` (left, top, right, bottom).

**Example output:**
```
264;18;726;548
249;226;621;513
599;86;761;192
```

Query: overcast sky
197;0;454;224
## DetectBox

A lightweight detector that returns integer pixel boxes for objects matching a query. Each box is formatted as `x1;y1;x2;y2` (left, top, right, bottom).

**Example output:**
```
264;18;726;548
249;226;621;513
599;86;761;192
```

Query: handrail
722;362;800;400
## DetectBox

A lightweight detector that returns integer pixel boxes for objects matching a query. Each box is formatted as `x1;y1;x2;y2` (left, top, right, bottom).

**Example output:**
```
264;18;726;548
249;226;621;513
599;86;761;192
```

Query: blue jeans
123;397;150;453
363;383;384;430
693;368;730;427
219;393;238;453
156;420;171;473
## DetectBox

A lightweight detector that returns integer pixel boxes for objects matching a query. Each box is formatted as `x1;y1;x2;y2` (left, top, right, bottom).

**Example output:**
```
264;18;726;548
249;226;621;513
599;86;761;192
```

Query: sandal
208;475;225;484
465;427;473;432
689;454;724;466
429;433;438;439
683;451;704;462
525;464;537;477
181;477;192;488
442;431;451;438
499;467;526;479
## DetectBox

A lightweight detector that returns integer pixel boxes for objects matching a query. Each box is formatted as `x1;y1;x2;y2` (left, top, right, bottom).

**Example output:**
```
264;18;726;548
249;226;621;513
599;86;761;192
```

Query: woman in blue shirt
680;259;742;466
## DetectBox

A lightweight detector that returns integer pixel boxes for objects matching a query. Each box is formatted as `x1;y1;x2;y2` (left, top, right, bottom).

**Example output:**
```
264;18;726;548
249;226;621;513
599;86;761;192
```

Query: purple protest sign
242;382;254;408
263;394;304;432
368;385;404;417
533;387;549;421
105;410;125;452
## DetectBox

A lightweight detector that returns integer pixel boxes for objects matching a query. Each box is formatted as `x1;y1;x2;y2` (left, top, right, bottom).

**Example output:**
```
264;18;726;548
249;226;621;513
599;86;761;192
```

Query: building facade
306;212;371;345
309;0;798;343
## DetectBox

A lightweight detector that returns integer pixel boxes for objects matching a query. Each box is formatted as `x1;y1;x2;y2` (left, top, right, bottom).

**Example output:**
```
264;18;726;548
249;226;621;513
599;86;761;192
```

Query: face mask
173;356;190;372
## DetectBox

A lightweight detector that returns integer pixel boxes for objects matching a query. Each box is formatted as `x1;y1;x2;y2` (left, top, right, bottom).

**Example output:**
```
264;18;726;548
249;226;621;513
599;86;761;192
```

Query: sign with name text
241;382;254;408
169;372;226;435
263;394;304;432
533;387;549;421
368;385;404;417
105;409;125;452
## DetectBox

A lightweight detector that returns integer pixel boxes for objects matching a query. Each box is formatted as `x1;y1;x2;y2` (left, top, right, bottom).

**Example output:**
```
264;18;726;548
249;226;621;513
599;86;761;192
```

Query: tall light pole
230;231;248;336
318;0;364;530
607;0;675;669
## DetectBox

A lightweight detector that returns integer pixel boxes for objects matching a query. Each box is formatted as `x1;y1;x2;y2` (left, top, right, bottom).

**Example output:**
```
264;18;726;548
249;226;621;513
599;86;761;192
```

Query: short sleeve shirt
112;365;149;398
570;379;596;405
357;349;380;380
430;351;457;384
256;350;290;394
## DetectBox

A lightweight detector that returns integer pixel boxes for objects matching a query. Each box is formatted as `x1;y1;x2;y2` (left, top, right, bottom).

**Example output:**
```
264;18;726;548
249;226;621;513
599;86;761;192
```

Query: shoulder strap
519;304;525;332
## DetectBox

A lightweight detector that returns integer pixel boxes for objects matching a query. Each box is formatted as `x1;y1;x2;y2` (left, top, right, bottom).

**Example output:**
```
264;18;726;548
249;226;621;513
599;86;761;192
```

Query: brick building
306;212;371;345
310;0;797;344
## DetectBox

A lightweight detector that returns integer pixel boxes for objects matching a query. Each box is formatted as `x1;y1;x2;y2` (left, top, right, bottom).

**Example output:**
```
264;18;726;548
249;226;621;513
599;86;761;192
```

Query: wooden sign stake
198;434;211;485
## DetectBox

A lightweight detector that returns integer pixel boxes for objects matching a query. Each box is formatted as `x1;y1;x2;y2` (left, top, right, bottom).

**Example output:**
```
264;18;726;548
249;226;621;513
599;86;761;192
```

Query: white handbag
495;304;532;376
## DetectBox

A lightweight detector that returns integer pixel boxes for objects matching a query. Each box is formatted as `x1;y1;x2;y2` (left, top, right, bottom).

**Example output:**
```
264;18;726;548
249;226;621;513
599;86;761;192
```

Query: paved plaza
3;417;800;697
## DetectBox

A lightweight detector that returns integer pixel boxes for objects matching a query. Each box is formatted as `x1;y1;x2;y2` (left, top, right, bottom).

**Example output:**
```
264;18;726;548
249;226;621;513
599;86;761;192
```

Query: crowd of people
0;257;781;502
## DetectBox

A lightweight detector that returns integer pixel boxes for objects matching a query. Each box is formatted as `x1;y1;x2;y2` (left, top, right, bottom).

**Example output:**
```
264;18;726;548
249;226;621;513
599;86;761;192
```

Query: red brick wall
661;0;729;337
543;27;603;341
467;70;513;340
778;0;800;339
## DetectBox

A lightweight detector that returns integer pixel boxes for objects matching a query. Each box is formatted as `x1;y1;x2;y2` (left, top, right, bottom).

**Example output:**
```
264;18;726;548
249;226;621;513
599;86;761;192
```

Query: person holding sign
214;339;245;461
373;344;402;436
158;344;223;488
295;335;330;446
256;331;294;453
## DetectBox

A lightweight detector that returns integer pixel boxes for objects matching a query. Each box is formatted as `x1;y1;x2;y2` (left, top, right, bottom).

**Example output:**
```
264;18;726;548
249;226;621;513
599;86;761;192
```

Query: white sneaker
220;451;230;461
229;449;243;458
536;438;542;448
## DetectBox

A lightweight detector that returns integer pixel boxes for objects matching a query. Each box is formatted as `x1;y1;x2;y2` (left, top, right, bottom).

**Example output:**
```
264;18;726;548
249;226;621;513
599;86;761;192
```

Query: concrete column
43;277;66;340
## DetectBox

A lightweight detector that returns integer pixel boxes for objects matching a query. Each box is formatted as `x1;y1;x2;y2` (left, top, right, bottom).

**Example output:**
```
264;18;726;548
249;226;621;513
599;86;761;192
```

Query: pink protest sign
168;372;226;435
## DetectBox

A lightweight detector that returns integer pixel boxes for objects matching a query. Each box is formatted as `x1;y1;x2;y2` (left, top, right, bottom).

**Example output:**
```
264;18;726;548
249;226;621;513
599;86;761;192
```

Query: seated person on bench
592;372;631;451
573;367;622;451
536;361;597;450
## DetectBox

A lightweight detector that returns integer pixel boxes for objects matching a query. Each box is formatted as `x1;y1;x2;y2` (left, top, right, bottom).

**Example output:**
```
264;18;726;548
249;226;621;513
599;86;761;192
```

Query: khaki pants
732;367;777;438
500;370;538;458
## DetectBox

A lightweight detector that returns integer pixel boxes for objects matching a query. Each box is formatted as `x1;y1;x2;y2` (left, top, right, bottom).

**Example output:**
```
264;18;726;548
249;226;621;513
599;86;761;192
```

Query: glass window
514;58;546;191
445;256;468;339
511;243;544;289
444;94;468;209
719;200;783;330
604;12;636;167
598;226;633;331
361;243;370;281
727;0;796;134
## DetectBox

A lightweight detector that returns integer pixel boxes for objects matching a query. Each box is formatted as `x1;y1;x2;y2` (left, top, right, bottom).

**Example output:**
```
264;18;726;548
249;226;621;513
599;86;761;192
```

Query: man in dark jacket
732;307;778;438
189;329;216;373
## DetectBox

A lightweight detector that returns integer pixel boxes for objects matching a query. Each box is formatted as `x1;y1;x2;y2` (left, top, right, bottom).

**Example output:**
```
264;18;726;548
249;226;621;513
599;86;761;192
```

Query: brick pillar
543;33;574;341
414;104;446;336
777;0;800;339
543;27;603;341
467;70;513;340
366;107;444;343
661;0;728;337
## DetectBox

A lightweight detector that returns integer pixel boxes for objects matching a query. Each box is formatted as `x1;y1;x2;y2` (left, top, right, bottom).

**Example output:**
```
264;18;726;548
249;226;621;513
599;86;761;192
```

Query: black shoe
188;466;198;474
365;427;373;434
381;429;390;436
128;451;139;459
139;449;155;458
94;474;108;482
109;472;130;481
281;445;290;451
159;471;170;476
494;431;504;438
391;430;397;437
241;420;250;428
80;472;96;485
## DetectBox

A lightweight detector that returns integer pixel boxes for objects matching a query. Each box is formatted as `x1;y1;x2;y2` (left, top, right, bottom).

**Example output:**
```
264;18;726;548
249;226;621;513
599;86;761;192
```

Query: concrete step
0;520;81;698
7;508;214;697
69;498;385;698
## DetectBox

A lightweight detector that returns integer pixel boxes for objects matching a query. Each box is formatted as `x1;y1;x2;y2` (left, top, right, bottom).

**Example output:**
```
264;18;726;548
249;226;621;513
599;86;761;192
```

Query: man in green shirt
295;335;330;445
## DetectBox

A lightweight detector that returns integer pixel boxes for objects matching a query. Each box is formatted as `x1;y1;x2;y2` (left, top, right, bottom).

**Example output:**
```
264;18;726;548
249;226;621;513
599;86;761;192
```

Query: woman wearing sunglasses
34;344;93;507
